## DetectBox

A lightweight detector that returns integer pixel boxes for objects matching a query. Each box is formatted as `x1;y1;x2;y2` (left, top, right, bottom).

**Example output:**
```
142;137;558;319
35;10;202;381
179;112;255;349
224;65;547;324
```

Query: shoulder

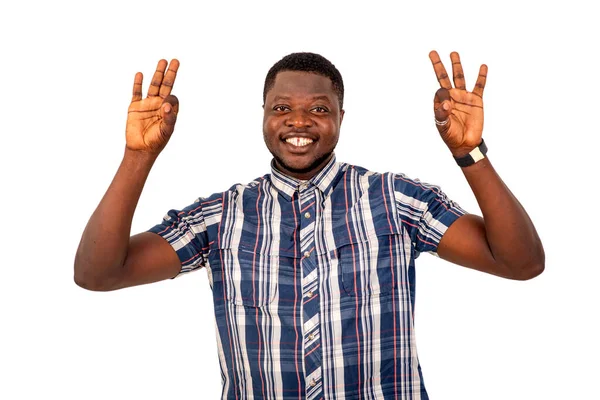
339;162;451;206
338;162;385;182
227;173;274;195
176;175;267;215
209;174;280;212
392;173;445;197
201;174;271;200
341;162;429;191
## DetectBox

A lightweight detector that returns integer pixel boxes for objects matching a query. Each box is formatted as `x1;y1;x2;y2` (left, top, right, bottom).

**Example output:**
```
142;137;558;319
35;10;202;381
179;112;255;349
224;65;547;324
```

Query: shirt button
308;333;315;340
307;290;314;298
304;212;311;219
309;379;316;387
304;251;311;258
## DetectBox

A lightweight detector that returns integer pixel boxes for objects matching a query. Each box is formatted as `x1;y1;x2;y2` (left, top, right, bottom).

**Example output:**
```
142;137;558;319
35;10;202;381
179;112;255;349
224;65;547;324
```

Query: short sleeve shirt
148;156;466;399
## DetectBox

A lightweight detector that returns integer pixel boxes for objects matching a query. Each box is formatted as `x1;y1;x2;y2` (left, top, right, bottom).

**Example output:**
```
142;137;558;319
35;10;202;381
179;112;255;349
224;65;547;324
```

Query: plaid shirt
149;156;466;399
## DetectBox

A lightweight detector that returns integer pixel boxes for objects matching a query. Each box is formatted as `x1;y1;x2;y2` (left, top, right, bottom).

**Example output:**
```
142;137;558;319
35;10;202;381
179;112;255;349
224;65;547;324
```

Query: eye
273;105;290;112
311;106;328;113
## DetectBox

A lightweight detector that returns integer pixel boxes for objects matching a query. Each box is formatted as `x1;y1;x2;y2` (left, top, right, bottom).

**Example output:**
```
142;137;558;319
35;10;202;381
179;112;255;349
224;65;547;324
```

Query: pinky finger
472;64;488;97
132;72;143;101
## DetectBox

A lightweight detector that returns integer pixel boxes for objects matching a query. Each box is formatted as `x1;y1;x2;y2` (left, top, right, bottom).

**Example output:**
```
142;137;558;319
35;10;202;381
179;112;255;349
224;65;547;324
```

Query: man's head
262;52;345;180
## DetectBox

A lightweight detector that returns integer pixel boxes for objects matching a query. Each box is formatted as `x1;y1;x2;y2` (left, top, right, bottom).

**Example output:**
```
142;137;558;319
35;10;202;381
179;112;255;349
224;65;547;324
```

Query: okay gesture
429;51;488;157
126;59;180;155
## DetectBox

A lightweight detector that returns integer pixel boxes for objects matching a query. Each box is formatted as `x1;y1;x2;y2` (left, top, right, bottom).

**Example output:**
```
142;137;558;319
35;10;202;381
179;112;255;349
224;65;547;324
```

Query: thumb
160;95;179;137
433;88;452;133
434;88;451;122
435;100;451;122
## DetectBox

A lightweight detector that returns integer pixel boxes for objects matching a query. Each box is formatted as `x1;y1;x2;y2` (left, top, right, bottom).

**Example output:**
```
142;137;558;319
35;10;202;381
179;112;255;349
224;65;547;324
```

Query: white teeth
285;137;313;147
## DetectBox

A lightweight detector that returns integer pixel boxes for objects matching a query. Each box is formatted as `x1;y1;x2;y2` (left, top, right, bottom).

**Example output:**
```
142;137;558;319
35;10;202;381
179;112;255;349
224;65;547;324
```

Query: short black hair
263;52;344;109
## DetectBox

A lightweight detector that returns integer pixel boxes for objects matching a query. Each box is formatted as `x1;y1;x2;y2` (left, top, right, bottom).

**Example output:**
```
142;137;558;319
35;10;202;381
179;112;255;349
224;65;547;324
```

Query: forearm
461;157;544;278
74;148;157;290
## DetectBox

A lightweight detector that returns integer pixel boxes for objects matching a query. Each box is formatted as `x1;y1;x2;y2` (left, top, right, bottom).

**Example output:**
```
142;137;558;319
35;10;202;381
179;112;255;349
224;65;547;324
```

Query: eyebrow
272;95;332;103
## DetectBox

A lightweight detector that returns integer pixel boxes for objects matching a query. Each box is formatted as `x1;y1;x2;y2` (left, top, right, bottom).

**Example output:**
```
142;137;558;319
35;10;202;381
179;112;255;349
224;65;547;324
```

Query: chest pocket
332;227;404;297
209;242;281;307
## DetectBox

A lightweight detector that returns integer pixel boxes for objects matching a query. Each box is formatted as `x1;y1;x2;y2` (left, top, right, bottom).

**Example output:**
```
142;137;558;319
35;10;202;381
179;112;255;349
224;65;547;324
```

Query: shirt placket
298;182;322;400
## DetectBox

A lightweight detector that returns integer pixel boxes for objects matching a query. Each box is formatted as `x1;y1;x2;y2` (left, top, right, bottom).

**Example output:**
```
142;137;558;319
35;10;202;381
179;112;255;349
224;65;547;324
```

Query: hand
429;51;488;157
126;59;180;155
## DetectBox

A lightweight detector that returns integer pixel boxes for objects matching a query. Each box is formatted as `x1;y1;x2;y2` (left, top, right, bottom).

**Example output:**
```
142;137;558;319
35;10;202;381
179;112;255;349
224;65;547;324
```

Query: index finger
429;50;452;90
159;59;180;99
450;52;466;90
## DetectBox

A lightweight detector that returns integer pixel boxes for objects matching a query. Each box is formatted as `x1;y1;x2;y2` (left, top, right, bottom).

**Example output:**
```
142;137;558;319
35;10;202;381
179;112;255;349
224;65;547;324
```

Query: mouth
284;137;314;147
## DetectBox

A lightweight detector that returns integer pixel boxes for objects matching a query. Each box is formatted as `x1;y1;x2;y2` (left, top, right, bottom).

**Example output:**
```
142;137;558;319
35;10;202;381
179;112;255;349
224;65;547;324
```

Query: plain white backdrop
1;1;598;399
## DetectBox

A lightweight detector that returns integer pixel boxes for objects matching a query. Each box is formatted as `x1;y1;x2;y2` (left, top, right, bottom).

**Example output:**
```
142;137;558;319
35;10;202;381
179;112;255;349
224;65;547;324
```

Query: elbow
508;246;546;281
74;272;101;291
73;260;120;292
512;261;544;281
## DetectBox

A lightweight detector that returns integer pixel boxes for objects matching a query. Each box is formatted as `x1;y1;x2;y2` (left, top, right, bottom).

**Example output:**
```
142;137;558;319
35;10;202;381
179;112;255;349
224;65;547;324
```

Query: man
74;51;544;399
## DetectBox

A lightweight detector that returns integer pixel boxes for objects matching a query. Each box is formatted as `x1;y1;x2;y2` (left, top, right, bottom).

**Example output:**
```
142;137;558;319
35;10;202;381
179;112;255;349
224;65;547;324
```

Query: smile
285;137;314;147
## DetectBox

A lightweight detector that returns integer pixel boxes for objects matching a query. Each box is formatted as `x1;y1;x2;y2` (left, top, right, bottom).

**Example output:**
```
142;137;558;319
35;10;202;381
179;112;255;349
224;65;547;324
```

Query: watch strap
454;139;488;167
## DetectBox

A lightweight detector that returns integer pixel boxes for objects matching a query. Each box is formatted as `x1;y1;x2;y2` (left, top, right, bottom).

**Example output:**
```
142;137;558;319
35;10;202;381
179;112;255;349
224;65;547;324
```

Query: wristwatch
454;139;488;167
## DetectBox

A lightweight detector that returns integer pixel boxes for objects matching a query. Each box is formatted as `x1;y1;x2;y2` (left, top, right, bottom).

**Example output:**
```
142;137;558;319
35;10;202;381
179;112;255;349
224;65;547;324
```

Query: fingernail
164;104;171;113
443;102;450;111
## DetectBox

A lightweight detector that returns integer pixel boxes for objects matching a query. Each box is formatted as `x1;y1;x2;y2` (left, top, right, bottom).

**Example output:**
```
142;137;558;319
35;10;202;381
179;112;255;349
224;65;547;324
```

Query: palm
442;88;484;149
429;51;488;156
126;96;170;150
125;59;180;154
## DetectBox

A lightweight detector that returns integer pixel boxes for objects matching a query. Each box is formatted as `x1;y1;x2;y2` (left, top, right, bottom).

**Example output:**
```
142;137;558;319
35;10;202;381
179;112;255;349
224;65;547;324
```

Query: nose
286;109;313;129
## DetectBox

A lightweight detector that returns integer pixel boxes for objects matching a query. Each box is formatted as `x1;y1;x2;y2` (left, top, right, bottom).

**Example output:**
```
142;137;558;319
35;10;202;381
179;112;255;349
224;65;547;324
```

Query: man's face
263;71;344;180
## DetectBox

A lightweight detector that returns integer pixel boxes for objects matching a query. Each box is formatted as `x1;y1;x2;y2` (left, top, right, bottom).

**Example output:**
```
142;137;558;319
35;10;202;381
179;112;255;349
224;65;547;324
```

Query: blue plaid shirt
149;156;466;399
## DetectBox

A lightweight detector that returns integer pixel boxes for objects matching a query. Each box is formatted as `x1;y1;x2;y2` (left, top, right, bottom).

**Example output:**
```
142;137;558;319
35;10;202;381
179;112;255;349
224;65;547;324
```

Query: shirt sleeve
393;173;467;256
147;198;210;277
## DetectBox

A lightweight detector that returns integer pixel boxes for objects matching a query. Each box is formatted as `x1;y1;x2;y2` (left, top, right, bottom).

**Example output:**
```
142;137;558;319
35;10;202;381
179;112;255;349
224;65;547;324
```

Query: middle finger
147;59;168;97
450;52;466;90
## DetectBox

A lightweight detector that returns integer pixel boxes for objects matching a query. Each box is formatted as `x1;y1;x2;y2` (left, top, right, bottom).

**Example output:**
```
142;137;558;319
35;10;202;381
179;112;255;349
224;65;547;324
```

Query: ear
339;109;345;125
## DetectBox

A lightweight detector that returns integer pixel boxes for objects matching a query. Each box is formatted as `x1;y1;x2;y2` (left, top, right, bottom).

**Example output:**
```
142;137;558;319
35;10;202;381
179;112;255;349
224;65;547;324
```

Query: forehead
267;71;337;102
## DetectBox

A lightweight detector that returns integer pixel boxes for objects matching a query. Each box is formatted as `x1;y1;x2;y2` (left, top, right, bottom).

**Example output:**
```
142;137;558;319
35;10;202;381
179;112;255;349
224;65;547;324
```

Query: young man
74;52;544;399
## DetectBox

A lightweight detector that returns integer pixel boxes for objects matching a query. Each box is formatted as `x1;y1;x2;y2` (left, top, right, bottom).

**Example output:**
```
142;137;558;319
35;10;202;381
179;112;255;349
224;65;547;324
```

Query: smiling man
262;62;344;179
74;52;545;399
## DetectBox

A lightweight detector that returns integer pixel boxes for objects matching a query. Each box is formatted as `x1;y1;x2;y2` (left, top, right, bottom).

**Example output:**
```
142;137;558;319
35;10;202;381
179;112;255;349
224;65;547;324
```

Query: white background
1;1;598;399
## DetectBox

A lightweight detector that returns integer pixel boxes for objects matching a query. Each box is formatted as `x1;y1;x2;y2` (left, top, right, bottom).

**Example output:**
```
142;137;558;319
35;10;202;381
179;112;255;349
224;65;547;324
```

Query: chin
275;152;332;176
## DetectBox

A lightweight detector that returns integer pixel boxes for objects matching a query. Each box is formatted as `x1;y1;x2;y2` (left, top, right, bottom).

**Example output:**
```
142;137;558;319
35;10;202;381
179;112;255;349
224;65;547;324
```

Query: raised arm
428;51;545;280
74;59;182;291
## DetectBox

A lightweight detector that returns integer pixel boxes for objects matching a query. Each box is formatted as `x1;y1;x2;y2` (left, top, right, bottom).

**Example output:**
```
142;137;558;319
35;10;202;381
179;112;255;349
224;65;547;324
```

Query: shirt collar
270;155;341;201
